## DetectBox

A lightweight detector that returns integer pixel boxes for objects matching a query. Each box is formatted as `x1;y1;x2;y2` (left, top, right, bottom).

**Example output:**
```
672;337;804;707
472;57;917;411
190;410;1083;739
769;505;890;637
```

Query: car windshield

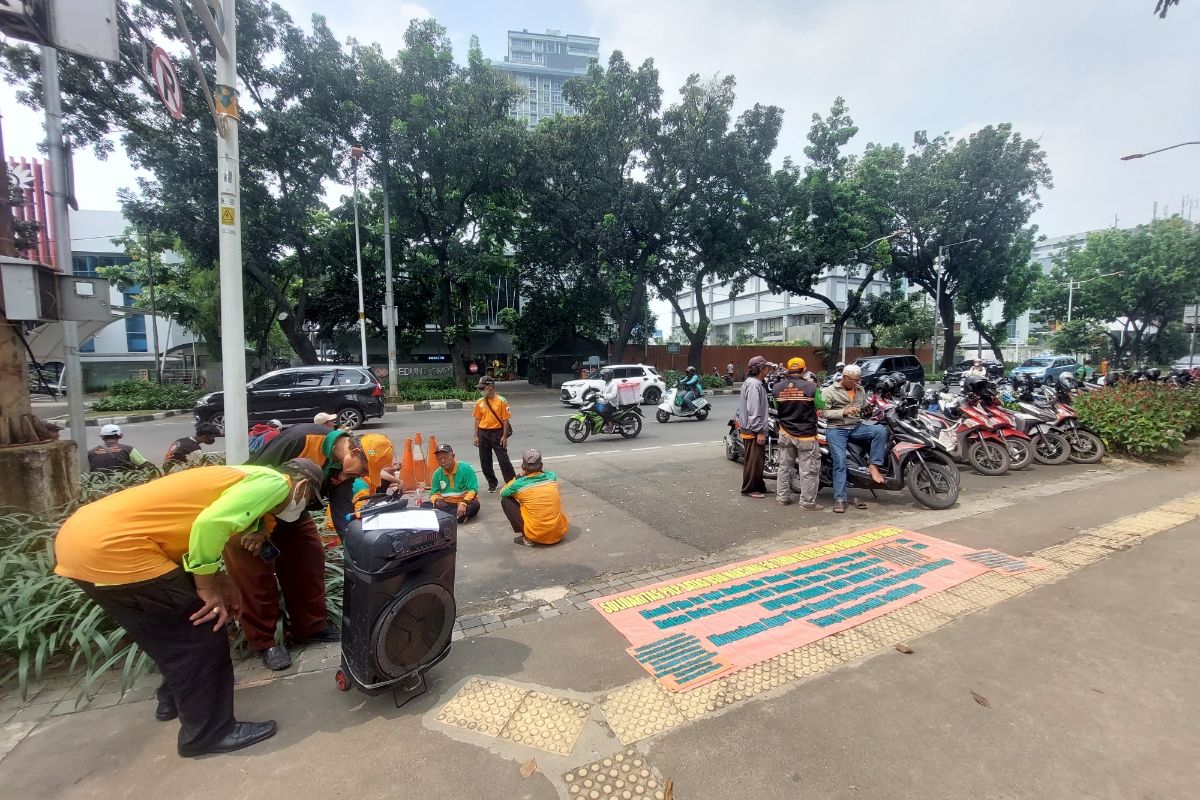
647;367;660;376
1019;358;1053;368
855;359;881;374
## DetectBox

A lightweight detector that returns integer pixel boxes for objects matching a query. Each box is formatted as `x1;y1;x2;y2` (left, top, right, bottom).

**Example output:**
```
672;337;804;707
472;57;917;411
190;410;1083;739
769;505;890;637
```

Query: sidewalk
3;456;1199;799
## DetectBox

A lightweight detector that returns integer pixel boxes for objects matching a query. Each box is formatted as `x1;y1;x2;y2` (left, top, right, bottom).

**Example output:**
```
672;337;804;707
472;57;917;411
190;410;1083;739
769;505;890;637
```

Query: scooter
917;394;1012;476
969;395;1035;471
656;387;710;423
806;410;959;510
1014;378;1105;463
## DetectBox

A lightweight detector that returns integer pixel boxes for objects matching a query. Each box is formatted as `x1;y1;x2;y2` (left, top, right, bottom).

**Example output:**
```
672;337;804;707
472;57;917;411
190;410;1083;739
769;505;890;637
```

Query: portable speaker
335;506;457;696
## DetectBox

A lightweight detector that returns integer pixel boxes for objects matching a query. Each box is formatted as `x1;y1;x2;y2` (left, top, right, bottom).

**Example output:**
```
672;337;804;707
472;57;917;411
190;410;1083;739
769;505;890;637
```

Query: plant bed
91;379;201;413
1073;383;1200;457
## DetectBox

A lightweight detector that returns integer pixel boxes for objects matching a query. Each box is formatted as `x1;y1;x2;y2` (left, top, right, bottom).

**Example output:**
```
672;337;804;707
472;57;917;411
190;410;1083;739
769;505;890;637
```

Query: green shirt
429;462;480;503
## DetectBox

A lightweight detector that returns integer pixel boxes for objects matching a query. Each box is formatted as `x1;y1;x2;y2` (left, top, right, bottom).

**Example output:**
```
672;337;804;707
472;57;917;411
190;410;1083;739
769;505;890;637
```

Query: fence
613;344;933;376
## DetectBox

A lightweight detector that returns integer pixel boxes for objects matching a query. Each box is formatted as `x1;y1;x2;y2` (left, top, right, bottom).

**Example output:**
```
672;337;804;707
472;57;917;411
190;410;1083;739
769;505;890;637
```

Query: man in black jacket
771;357;823;510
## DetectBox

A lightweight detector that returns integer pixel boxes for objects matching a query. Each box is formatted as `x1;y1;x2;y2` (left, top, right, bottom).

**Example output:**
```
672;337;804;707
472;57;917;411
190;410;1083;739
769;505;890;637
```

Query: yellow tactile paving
499;691;591;756
969;571;1032;599
1010;558;1071;586
818;628;883;662
563;749;668;800
943;576;1012;608
1159;496;1200;516
1116;510;1191;536
917;589;981;618
670;680;735;721
600;680;686;745
1035;541;1109;568
887;601;955;633
435;678;528;737
851;613;924;645
1076;528;1138;548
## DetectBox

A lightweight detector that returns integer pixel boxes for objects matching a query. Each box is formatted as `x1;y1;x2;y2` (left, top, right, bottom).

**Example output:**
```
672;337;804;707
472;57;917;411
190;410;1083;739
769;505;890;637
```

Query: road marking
543;453;578;460
537;413;576;418
629;446;661;452
670;442;706;448
587;450;622;455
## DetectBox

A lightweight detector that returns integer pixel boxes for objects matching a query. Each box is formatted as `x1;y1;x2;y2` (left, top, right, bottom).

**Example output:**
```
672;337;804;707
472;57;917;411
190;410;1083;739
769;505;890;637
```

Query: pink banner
592;527;1001;690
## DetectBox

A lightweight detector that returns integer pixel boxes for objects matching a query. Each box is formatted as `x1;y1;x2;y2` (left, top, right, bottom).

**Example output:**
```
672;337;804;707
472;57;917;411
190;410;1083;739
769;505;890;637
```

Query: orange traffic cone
412;434;427;490
400;437;416;491
426;435;439;484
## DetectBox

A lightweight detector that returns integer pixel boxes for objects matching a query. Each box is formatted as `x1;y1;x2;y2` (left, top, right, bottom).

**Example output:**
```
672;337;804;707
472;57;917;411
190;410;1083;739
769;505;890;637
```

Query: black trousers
477;427;516;489
75;570;235;755
501;495;524;533
422;498;481;520
741;435;768;495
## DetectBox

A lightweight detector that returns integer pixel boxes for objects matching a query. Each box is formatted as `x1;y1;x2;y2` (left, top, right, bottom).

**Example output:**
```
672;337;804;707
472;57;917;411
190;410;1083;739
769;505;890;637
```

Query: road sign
666;342;680;354
1184;305;1199;325
219;206;235;225
150;46;184;120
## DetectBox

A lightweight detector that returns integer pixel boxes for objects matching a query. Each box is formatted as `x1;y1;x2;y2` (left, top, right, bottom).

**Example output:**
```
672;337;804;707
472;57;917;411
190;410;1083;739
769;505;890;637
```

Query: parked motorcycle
918;392;1012;476
564;390;643;442
1016;376;1105;463
724;414;781;479
656;386;710;423
805;408;959;510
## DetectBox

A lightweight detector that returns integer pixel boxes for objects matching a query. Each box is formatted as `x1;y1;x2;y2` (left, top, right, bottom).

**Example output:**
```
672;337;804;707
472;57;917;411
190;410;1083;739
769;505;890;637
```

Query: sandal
852;497;868;509
513;535;536;547
833;500;847;513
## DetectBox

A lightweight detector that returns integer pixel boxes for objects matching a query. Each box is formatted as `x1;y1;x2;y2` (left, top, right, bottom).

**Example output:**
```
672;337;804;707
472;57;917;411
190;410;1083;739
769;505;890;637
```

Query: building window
123;291;148;352
760;317;783;336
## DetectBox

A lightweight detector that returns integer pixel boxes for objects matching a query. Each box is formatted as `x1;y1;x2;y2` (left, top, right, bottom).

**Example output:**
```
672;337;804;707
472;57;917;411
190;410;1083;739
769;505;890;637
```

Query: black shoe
179;720;277;758
487;483;498;493
300;625;341;644
155;696;178;722
261;645;292;671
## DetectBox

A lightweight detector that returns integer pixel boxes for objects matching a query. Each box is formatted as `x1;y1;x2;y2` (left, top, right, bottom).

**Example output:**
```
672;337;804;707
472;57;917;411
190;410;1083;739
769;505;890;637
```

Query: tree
1155;0;1181;18
648;74;783;369
1049;319;1107;357
750;99;902;371
874;298;936;353
882;125;1052;369
1033;218;1200;362
383;23;525;388
2;0;361;364
852;290;904;354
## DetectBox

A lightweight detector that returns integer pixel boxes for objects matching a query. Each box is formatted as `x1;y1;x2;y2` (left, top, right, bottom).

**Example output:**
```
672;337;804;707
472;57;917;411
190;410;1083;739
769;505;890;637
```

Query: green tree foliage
881;125;1051;369
1033;218;1200;362
871;297;936;353
1049;319;1108;356
648;74;783;369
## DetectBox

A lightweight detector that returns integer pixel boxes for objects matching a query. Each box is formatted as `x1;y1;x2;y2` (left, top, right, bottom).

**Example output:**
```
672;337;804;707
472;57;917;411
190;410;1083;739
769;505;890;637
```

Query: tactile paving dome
499;690;591;755
435;678;528;736
563;749;667;800
600;680;686;745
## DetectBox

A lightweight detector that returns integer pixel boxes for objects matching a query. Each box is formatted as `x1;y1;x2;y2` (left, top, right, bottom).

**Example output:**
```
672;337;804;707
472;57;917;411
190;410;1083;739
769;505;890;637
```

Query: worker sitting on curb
501;449;569;547
422;443;481;523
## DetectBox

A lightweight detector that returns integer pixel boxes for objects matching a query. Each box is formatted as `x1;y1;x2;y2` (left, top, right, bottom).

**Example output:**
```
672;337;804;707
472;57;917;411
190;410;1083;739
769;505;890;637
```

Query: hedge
1073;383;1200;456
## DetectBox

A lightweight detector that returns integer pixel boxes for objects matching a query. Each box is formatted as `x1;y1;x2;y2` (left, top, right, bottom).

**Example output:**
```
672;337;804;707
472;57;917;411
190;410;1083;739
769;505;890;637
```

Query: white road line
542;453;578;460
537;414;576;418
587;450;622;455
629;446;661;451
670;442;705;447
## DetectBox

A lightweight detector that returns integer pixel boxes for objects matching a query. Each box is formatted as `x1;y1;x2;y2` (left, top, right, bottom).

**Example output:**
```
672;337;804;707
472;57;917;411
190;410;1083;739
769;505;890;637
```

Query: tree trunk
829;314;847;371
242;261;319;364
967;311;1006;362
611;276;649;362
867;330;879;356
938;292;958;371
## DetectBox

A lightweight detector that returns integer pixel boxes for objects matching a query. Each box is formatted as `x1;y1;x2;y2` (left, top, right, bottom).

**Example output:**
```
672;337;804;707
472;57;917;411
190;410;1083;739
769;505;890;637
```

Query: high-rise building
493;29;600;127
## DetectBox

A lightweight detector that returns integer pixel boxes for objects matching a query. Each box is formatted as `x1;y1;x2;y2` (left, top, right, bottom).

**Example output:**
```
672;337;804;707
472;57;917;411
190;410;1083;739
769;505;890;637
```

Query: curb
46;409;191;427
385;400;468;413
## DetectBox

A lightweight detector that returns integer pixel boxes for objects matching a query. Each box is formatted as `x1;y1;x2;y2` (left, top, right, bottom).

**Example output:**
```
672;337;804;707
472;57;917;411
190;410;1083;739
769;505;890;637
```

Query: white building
69;209;195;387
493;29;600;128
671;266;893;348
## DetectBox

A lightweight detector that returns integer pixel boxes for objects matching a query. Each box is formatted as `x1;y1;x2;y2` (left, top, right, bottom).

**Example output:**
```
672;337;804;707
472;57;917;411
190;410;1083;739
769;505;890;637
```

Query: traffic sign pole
215;1;248;462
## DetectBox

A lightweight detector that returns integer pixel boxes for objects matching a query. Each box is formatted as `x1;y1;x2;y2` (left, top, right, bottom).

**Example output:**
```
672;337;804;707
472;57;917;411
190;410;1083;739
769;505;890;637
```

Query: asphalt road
56;388;1116;611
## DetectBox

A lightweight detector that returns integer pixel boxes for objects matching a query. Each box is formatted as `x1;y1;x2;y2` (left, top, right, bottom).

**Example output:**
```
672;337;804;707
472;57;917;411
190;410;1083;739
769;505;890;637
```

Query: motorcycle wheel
906;461;959;509
564;418;590;443
618;413;643;439
966;440;1010;476
925;450;961;484
726;440;741;462
762;442;779;480
1032;431;1071;465
655;409;670;423
1007;438;1035;470
695;407;709;421
1065;429;1105;464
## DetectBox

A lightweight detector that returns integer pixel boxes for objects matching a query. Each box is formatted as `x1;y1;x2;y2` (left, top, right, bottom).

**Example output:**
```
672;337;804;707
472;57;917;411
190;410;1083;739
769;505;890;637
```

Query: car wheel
210;413;225;436
337;407;365;430
642;386;662;405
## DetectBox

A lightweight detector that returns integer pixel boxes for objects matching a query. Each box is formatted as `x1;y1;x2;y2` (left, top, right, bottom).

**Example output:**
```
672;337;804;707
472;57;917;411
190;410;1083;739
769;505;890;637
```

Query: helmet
875;374;899;395
1148;367;1161;381
1057;374;1079;390
835;361;845;370
889;371;907;387
905;381;925;401
599;368;614;381
963;375;993;397
686;365;697;374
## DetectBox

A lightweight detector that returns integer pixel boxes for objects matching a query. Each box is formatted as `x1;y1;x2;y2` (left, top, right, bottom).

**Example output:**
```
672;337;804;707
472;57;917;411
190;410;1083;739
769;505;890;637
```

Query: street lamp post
930;238;980;373
1066;271;1124;322
350;145;368;368
1120;141;1200;160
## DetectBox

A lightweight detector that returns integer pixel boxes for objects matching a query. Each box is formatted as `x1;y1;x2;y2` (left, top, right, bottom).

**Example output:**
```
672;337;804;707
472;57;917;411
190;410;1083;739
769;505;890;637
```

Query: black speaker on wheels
335;504;457;699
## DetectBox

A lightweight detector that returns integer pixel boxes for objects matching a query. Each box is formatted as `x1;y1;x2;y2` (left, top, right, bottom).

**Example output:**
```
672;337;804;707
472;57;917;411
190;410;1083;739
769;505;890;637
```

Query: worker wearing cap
772;357;824;509
227;423;361;670
326;433;397;536
738;356;771;497
313;412;338;429
88;424;150;472
422;444;480;523
54;458;324;758
164;422;220;469
502;449;568;546
473;375;516;492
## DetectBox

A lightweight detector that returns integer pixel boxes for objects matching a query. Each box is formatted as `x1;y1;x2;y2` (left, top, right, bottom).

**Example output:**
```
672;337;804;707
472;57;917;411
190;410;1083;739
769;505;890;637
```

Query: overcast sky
3;1;1197;278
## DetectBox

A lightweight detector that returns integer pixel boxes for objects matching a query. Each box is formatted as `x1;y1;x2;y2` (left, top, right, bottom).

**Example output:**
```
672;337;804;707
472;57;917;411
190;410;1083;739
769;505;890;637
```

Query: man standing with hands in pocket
738;355;771;498
474;375;516;492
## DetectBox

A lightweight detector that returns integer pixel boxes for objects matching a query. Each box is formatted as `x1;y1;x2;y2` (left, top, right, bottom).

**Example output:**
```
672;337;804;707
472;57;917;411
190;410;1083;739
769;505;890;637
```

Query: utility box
0;256;111;322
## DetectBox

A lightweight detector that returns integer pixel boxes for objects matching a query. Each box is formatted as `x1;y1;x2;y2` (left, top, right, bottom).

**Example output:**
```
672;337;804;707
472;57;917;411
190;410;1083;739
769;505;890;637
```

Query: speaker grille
371;583;455;679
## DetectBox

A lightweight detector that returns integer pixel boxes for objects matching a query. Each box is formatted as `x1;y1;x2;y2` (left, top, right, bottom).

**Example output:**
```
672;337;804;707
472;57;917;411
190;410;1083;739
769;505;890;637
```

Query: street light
349;145;368;368
931;238;980;372
1066;271;1124;322
1120;141;1199;160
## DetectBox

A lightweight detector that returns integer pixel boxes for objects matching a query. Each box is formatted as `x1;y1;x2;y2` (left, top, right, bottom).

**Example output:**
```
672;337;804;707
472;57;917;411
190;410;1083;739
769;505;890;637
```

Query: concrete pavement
3;447;1200;799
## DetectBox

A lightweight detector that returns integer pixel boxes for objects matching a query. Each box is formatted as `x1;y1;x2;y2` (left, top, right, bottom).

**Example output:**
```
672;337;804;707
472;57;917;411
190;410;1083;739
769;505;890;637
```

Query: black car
194;366;385;433
944;358;1006;385
854;354;926;389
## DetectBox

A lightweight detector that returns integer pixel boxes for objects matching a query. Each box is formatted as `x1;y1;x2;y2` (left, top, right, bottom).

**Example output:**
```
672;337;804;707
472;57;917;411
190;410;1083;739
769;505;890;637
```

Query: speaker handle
348;497;410;522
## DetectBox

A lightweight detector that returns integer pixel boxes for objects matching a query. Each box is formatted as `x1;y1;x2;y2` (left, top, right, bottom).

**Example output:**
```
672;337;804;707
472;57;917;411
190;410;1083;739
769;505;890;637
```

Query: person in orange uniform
54;459;324;758
473;375;516;492
326;433;396;536
423;443;480;522
501;449;568;546
235;423;364;670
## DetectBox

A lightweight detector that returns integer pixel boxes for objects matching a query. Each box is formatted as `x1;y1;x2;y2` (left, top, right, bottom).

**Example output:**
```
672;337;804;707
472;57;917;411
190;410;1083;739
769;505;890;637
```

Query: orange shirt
500;470;568;545
473;395;512;430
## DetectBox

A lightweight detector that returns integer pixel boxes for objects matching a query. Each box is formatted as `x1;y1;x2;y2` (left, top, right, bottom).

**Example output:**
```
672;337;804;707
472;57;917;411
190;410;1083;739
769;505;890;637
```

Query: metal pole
351;157;368;368
41;47;87;472
931;247;943;373
1067;280;1074;323
381;162;397;395
216;1;248;463
1190;305;1197;369
144;232;162;384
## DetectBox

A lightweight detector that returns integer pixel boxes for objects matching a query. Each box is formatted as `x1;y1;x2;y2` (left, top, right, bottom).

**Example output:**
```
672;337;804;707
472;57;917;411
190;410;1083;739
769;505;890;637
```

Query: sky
3;1;1198;314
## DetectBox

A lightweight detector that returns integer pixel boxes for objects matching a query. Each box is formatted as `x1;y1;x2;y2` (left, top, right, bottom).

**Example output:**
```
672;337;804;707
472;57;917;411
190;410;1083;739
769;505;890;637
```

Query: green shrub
92;379;201;412
0;465;342;704
660;370;729;390
1074;383;1200;456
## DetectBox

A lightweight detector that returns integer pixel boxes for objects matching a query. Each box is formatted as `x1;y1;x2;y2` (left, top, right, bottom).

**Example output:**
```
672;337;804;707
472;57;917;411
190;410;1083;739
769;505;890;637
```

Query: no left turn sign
150;46;184;120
